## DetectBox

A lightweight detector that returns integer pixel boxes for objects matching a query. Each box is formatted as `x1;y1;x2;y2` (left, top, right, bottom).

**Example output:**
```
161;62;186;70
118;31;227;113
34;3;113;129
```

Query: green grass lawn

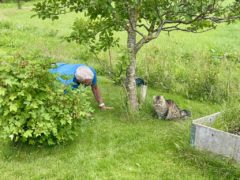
0;2;240;179
0;78;239;179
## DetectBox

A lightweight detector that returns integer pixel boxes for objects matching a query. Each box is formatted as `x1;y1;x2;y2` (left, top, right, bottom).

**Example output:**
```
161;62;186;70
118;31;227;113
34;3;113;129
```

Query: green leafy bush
0;58;93;145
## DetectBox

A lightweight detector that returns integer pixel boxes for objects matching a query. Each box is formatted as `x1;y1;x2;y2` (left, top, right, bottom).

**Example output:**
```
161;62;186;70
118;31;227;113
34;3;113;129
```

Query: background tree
34;0;240;111
0;0;22;9
17;0;21;9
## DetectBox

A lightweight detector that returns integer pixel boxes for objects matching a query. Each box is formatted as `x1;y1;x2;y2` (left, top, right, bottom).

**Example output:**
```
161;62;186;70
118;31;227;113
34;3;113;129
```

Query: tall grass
213;98;240;135
1;2;240;101
137;49;240;103
1;2;240;104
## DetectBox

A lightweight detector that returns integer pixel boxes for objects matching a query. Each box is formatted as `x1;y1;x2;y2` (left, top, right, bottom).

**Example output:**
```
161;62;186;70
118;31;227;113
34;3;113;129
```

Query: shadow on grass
175;144;240;178
0;137;81;163
160;121;240;179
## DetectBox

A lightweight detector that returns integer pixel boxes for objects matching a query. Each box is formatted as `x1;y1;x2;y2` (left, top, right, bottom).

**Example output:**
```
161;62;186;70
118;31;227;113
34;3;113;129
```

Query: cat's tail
181;109;191;118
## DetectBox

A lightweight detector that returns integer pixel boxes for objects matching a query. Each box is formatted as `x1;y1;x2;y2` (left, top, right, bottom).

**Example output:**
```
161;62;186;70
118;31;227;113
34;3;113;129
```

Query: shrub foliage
0;58;93;145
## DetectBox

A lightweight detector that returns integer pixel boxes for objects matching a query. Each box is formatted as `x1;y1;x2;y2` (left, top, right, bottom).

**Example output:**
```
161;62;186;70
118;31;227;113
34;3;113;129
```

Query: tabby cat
153;95;191;120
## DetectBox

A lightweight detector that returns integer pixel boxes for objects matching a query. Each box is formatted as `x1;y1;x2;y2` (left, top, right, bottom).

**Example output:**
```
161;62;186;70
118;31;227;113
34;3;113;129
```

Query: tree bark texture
126;9;139;111
17;0;21;9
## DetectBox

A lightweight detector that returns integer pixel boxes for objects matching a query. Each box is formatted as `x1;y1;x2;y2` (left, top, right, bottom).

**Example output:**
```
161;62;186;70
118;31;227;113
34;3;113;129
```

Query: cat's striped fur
153;95;191;120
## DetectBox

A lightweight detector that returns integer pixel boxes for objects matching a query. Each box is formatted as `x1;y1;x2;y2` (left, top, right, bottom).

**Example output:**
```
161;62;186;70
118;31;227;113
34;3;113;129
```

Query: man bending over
50;62;112;110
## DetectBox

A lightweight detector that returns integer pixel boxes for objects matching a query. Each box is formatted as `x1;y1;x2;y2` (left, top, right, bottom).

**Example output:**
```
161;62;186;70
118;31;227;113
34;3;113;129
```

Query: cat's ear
160;96;165;101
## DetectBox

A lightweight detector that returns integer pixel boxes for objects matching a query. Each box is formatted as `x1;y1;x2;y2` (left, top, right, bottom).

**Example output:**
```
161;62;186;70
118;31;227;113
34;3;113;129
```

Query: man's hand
99;103;114;110
91;85;113;110
100;105;114;110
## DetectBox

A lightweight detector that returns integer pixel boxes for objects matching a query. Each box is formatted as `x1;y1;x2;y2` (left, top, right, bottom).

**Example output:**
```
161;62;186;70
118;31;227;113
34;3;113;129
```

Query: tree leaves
0;88;6;96
9;103;18;112
33;0;240;52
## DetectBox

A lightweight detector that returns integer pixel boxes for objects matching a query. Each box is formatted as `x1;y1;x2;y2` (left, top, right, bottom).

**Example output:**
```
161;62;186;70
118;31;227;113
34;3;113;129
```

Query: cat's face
153;95;165;106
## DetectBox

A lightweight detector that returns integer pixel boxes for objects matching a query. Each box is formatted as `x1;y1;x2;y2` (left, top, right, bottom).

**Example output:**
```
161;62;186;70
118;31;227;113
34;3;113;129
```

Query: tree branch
162;26;216;33
164;2;217;25
136;23;150;31
135;21;165;52
203;16;240;23
128;18;145;37
125;0;145;38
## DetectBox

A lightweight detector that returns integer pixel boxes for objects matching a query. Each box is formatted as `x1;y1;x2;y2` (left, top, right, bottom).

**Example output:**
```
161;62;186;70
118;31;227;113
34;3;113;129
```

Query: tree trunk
17;0;21;9
126;9;139;111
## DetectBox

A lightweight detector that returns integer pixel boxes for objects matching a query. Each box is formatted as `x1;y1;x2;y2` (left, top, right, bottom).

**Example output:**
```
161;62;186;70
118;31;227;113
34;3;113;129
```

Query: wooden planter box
190;112;240;162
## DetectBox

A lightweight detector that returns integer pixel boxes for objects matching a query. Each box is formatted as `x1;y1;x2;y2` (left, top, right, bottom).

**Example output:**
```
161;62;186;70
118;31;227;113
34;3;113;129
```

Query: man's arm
91;85;103;105
91;85;113;110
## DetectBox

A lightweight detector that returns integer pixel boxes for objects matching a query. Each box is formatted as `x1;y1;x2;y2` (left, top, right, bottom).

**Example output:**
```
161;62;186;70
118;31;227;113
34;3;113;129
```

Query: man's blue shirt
50;63;97;89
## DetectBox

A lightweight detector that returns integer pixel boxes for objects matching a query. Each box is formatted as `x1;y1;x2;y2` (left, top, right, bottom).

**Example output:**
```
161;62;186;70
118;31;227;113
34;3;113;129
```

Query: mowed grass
1;80;239;179
0;2;240;179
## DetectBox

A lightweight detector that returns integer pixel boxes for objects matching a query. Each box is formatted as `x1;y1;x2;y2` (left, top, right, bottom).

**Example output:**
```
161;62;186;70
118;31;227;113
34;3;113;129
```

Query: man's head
75;66;94;86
